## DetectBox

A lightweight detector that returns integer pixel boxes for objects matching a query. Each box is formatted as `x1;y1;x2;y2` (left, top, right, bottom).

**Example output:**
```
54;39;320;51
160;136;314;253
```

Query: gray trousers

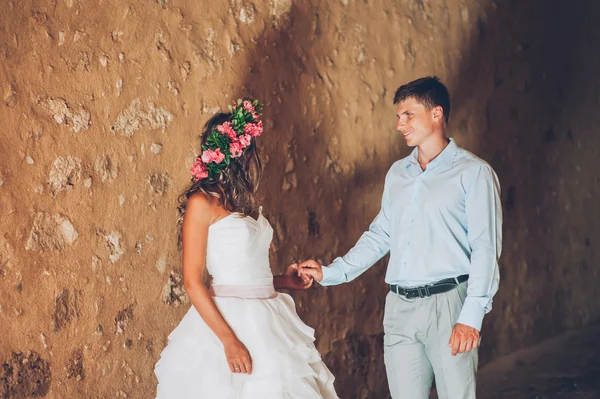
383;282;478;399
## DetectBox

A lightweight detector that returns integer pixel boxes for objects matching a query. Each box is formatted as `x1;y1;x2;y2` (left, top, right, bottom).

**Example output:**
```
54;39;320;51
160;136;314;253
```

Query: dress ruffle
154;293;338;399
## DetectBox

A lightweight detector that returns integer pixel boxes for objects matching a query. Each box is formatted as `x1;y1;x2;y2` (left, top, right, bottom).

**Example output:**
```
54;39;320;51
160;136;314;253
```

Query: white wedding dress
154;208;338;399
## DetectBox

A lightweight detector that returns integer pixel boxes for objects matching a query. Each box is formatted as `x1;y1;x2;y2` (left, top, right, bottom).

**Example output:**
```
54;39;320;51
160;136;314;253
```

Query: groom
299;76;502;399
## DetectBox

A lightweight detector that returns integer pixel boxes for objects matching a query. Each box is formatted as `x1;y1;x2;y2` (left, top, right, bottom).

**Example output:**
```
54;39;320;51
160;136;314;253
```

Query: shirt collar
405;138;458;169
406;147;419;169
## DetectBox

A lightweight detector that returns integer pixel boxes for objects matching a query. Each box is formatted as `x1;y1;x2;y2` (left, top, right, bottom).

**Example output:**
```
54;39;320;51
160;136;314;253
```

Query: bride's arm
182;194;252;374
273;263;313;290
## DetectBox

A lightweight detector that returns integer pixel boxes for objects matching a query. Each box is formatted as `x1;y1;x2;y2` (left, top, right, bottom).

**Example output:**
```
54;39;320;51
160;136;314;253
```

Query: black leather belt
390;275;469;299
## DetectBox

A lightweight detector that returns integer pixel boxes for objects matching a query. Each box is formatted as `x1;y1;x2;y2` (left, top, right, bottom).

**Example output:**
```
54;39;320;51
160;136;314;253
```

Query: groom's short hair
394;76;451;124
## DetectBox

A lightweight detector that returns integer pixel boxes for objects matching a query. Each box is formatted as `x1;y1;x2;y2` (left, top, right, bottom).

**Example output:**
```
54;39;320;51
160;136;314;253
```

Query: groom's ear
432;105;443;122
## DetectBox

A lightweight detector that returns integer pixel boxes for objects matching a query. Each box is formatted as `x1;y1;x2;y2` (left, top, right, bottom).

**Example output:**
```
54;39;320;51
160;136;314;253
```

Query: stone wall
1;0;599;398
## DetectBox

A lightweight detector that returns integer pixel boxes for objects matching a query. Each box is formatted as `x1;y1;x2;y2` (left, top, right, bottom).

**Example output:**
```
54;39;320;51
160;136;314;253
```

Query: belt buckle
396;286;409;299
417;285;430;298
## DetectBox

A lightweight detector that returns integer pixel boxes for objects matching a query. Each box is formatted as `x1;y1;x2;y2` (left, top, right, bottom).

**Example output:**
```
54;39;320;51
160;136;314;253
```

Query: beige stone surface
1;0;599;397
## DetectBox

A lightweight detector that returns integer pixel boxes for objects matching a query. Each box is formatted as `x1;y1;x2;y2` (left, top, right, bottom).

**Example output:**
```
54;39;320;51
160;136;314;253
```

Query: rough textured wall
1;0;599;398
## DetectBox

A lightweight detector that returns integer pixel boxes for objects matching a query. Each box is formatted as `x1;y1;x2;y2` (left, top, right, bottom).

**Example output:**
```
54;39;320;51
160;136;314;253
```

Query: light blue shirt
321;139;502;331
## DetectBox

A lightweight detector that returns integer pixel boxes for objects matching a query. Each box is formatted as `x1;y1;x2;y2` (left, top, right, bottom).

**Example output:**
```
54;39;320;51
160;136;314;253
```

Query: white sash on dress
210;284;276;299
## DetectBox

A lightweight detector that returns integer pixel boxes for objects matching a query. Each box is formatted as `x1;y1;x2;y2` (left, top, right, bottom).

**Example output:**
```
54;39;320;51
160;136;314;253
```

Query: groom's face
395;97;438;147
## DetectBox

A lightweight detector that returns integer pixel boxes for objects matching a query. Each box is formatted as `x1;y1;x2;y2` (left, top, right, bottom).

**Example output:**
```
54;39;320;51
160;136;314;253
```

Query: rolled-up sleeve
456;164;503;331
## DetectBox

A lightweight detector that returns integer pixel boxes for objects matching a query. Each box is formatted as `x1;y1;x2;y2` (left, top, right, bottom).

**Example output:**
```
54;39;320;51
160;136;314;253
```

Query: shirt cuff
319;265;341;286
456;297;486;331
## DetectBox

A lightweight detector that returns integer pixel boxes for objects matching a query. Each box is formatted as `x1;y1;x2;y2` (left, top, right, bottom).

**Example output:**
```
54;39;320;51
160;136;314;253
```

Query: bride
154;98;339;399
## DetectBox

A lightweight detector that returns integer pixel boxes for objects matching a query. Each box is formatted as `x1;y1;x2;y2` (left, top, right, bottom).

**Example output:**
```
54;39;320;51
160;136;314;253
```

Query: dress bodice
206;207;274;286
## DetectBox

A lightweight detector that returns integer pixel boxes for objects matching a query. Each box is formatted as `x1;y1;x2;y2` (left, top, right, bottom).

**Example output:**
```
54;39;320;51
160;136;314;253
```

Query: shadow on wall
238;4;393;398
449;0;600;366
239;0;600;398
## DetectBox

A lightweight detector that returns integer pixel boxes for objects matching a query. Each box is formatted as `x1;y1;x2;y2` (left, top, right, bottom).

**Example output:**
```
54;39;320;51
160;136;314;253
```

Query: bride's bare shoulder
187;191;215;207
184;192;217;222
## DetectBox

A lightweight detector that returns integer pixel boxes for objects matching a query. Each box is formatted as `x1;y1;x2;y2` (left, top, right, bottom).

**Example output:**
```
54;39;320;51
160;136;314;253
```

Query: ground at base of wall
433;322;600;398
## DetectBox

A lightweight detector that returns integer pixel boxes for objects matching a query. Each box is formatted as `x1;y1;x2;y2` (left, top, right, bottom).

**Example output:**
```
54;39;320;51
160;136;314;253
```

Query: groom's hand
284;263;313;290
298;260;324;282
448;323;480;356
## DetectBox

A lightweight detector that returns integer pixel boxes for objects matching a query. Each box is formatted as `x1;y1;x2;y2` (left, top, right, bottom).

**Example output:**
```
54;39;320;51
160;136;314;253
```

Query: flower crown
190;97;263;181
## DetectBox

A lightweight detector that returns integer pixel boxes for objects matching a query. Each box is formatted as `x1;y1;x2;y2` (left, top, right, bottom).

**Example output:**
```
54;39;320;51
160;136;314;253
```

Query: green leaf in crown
189;96;264;182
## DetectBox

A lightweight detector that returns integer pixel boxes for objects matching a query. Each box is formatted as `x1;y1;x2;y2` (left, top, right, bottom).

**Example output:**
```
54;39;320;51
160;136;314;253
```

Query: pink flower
238;134;252;148
243;121;263;137
217;122;237;140
201;148;225;164
242;100;255;114
252;113;260;121
230;141;243;158
190;157;208;181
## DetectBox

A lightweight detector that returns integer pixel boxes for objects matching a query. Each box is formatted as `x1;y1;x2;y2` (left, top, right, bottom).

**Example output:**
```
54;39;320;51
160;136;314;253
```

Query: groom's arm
319;170;393;286
456;163;503;331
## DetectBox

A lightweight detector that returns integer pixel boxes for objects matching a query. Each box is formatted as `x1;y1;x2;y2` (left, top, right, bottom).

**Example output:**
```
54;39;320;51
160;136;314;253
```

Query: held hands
279;261;323;290
223;336;252;374
448;323;480;356
283;263;313;290
298;260;324;282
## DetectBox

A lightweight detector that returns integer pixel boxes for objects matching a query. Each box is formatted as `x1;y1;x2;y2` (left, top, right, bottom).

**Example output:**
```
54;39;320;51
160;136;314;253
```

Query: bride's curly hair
176;112;263;247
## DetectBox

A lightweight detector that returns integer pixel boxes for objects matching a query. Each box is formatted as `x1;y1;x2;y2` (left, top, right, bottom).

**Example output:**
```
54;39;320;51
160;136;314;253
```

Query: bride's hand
298;260;324;282
223;337;252;374
284;263;313;289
